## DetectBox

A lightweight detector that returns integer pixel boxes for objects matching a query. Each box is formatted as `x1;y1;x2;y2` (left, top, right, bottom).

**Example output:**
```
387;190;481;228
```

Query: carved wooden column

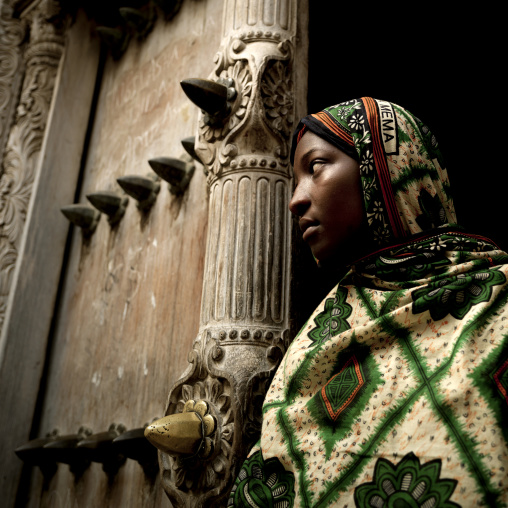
0;0;26;169
0;0;27;329
155;1;307;506
0;1;65;503
0;0;63;332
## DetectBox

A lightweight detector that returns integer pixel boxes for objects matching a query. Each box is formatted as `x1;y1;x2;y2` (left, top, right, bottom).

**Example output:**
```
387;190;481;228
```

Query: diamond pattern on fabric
253;94;508;506
321;355;364;421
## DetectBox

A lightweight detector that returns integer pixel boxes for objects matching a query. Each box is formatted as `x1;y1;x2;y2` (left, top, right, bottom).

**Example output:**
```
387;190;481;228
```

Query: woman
229;98;508;507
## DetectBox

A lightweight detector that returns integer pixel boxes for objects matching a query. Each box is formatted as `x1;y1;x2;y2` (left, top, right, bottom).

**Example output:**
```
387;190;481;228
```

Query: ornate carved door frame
0;1;309;505
0;2;101;504
145;1;309;505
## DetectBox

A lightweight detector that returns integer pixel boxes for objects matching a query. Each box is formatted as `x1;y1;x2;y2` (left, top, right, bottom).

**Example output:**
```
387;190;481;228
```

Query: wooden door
20;1;224;506
6;1;311;506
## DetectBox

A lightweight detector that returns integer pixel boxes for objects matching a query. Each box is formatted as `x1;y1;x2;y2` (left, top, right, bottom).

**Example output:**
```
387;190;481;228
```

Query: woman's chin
314;245;368;271
312;248;342;270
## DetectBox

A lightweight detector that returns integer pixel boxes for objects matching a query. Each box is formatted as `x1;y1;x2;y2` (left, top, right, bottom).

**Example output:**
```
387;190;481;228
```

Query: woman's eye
309;160;324;174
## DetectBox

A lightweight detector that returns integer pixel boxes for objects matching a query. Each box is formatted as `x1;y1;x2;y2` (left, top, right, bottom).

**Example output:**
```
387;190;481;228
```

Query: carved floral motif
261;59;294;138
200;60;252;145
0;1;26;165
195;31;294;183
170;377;234;491
160;326;288;507
0;1;64;332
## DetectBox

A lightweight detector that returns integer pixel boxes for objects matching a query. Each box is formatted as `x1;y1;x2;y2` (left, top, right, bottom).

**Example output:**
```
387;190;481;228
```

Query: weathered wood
0;9;100;506
1;0;65;333
0;1;26;172
156;1;309;505
23;1;224;506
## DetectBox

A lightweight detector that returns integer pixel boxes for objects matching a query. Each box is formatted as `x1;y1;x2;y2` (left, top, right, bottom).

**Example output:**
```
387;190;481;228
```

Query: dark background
307;5;505;251
289;6;505;329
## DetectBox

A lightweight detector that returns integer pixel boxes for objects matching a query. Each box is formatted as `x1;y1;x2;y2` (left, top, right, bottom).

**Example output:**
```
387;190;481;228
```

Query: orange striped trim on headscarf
296;125;308;144
361;97;405;238
311;111;355;149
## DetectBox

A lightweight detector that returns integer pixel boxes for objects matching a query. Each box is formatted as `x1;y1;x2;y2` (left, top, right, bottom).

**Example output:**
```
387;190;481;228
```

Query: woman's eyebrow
299;147;321;166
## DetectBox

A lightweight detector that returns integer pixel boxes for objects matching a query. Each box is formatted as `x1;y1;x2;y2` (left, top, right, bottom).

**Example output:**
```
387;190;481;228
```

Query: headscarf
291;97;458;248
229;100;508;507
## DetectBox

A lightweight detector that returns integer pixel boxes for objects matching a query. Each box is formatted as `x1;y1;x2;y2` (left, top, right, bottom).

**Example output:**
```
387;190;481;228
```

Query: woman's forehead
294;131;346;166
295;131;331;157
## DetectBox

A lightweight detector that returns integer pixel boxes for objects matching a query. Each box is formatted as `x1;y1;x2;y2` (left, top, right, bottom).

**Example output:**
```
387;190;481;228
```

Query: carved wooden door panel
17;1;226;506
4;0;310;506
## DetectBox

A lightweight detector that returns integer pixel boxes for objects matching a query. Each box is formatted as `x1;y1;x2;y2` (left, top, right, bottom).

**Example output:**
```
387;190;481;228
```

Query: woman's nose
289;182;310;217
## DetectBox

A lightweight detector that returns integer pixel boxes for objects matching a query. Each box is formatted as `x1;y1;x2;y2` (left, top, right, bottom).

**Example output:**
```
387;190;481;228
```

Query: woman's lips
302;225;318;241
299;218;319;241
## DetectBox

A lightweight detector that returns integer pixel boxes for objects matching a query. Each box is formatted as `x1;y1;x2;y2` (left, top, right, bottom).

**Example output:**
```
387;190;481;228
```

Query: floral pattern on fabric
308;287;352;347
411;268;506;321
360;251;451;283
228;450;295;508
291;97;457;248
354;452;460;508
251;234;508;507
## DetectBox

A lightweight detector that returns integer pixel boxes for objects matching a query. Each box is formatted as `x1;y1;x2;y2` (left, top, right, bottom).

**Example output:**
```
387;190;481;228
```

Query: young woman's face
289;131;365;265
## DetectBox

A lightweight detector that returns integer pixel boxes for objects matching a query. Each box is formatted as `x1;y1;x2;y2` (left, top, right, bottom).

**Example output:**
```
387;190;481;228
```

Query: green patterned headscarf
291;97;458;248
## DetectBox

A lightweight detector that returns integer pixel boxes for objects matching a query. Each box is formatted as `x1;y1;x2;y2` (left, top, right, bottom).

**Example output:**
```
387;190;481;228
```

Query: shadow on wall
307;5;505;252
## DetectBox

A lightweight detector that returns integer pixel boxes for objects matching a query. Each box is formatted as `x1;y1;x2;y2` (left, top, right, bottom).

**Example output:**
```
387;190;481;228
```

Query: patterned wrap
291;97;457;248
229;99;508;507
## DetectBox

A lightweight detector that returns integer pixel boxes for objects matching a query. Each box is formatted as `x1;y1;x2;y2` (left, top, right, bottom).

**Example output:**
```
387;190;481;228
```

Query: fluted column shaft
201;173;289;336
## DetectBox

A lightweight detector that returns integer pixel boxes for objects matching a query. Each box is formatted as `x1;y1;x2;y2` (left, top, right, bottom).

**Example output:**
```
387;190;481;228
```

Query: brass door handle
144;399;215;458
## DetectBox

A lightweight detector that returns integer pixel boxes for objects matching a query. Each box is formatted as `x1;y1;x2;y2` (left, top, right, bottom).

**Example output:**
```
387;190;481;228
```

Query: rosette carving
167;378;233;489
261;59;294;138
200;61;252;145
158;325;288;507
157;343;236;508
